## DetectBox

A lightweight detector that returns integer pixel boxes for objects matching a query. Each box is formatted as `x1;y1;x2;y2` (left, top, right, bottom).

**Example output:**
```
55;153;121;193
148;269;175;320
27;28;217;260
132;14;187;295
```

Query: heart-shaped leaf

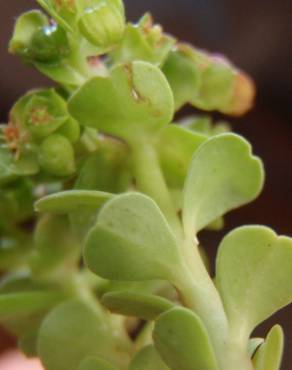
183;134;264;237
101;291;174;320
157;124;207;188
35;190;113;214
153;307;219;370
77;356;119;370
216;226;292;335
68;61;174;142
129;345;169;370
84;193;182;282
253;325;284;370
37;300;117;370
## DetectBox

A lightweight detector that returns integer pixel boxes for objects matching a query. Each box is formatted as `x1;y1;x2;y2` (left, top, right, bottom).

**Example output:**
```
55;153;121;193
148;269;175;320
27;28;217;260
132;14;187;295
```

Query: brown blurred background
1;0;292;368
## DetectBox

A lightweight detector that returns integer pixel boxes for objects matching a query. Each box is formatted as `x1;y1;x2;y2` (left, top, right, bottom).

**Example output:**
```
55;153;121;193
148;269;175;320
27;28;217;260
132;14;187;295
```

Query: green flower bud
110;13;175;66
11;89;70;140
51;0;76;13
56;117;80;143
78;1;125;48
9;10;48;59
30;23;71;63
38;134;75;177
9;10;70;64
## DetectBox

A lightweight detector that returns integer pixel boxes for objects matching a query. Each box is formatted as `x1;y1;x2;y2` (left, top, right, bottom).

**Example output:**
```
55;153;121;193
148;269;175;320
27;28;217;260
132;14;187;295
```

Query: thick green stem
130;140;182;237
130;139;253;370
176;245;253;370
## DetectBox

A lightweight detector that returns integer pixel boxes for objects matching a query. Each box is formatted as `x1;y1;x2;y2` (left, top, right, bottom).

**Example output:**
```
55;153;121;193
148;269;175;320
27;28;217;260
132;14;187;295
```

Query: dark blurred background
1;0;292;368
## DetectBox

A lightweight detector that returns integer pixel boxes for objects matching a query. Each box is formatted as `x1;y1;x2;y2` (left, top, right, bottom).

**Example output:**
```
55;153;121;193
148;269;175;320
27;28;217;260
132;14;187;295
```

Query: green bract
1;1;291;370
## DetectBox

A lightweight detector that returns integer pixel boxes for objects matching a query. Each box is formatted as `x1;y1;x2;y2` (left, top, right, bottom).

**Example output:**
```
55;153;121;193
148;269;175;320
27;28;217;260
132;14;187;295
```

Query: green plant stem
130;140;182;238
176;244;253;370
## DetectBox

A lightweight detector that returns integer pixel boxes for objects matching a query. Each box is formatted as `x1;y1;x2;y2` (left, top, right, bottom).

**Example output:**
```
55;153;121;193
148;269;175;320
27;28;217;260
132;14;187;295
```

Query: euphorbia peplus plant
0;0;291;370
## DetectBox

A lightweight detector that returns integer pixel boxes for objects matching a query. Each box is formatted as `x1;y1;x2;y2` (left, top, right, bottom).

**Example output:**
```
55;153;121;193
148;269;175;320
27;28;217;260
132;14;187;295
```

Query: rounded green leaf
216;226;292;335
68;61;174;142
253;325;284;370
84;193;182;281
129;345;169;370
77;356;119;370
153;307;219;370
101;291;174;320
0;291;62;318
157;124;207;188
38;300;115;370
183;133;264;237
35;190;113;214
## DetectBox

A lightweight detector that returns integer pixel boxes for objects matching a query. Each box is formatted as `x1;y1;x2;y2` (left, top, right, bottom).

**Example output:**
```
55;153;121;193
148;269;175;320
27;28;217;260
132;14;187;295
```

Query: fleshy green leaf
0;291;62;318
101;291;174;320
68;61;174;142
35;190;113;214
38;300;116;370
157;124;207;188
129;345;169;370
216;226;292;335
84;193;182;281
162;44;255;116
248;338;264;358
153;307;219;370
253;325;284;370
183;134;264;237
77;356;119;370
